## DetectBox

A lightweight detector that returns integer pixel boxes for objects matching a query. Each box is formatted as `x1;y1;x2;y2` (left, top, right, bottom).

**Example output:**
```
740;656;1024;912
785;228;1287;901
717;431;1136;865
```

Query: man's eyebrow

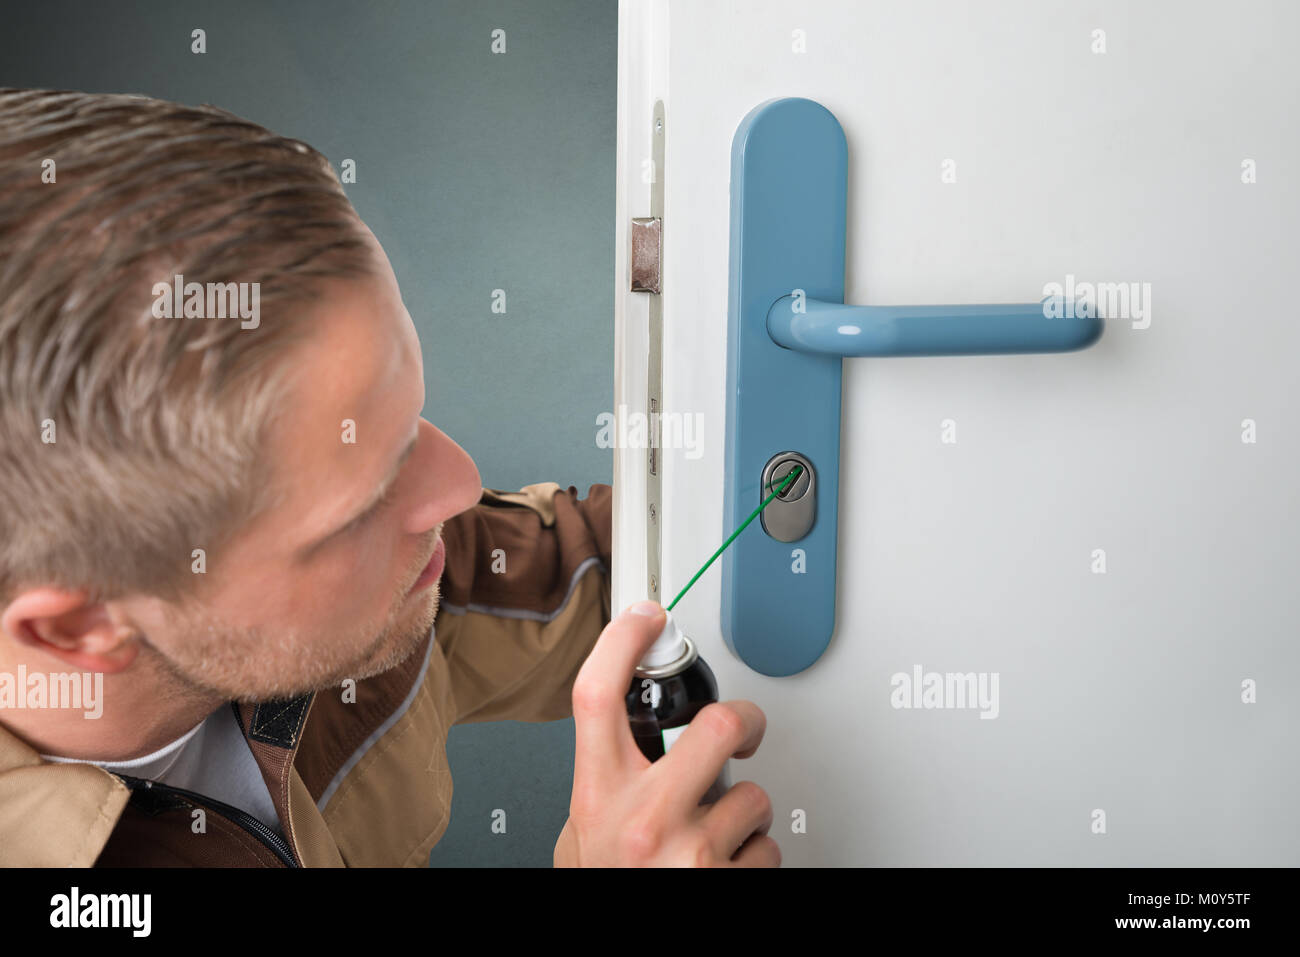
306;432;418;553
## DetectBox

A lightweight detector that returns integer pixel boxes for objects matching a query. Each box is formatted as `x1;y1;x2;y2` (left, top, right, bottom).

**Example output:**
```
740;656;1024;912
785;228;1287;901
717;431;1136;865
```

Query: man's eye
347;487;398;535
372;486;399;515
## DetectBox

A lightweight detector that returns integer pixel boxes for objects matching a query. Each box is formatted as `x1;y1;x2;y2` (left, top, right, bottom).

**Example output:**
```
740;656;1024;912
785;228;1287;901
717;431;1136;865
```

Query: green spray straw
664;465;803;612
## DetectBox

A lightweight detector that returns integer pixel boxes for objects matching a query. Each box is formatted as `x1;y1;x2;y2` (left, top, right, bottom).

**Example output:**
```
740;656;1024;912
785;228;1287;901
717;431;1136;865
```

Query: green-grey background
0;0;617;866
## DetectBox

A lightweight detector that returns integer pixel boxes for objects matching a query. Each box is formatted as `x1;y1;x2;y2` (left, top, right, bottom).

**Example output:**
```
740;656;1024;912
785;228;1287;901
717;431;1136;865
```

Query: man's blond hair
0;88;376;602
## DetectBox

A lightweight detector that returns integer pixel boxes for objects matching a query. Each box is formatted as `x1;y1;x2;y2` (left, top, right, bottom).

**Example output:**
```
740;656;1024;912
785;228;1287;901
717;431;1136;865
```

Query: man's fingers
653;699;766;813
700;779;773;860
729;831;782;868
571;601;666;794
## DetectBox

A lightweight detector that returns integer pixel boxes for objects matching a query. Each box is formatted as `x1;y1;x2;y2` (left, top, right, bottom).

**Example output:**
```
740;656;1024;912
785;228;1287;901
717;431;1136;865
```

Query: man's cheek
332;529;406;600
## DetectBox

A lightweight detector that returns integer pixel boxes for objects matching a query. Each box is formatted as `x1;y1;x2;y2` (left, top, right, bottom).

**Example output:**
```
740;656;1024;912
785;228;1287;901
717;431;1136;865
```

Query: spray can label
661;724;688;752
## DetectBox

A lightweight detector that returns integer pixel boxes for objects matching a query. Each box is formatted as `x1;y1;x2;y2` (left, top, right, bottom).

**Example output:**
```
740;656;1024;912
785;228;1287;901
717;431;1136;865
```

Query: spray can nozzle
636;608;691;673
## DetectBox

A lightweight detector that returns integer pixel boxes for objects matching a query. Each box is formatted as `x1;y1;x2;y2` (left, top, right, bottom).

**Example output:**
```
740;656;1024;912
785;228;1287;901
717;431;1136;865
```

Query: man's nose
402;418;482;535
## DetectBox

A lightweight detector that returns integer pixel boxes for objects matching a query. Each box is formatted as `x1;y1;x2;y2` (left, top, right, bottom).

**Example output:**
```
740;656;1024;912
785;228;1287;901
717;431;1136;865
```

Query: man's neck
0;645;225;762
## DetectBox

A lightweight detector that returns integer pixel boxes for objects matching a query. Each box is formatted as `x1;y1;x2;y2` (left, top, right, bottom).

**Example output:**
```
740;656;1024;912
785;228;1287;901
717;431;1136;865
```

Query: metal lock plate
760;451;816;542
630;217;662;294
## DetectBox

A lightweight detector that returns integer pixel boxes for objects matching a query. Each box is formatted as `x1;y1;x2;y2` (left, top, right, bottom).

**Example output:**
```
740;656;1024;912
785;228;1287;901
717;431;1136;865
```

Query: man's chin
337;587;440;686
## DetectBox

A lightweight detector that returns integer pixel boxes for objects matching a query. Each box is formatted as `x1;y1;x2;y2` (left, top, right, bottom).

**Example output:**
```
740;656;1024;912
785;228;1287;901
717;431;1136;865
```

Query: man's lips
410;536;446;593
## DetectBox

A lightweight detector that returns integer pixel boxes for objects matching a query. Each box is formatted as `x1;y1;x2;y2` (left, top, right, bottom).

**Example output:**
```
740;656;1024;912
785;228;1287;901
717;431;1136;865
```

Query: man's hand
554;600;780;867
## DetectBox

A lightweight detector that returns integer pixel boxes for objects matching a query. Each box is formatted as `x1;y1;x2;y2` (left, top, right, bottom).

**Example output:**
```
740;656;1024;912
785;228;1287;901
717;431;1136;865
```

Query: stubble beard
142;539;442;705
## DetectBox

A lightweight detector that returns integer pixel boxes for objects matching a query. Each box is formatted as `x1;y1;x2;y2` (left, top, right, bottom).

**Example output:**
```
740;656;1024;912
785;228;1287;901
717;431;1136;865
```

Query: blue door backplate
720;97;1102;677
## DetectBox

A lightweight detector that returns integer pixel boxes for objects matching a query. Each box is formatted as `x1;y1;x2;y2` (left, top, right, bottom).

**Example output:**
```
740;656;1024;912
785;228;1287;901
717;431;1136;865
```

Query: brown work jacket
0;483;611;866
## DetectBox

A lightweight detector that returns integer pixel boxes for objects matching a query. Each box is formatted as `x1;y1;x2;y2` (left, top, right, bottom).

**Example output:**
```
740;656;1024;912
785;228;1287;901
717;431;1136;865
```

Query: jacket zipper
114;772;300;868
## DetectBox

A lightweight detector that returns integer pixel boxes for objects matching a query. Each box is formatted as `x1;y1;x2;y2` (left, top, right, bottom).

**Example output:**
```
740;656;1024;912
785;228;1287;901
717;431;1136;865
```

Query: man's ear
0;587;140;674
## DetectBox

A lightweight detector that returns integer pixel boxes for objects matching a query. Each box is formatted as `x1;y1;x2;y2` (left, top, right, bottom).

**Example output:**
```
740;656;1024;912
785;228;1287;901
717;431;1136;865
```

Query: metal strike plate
760;452;816;542
630;216;662;294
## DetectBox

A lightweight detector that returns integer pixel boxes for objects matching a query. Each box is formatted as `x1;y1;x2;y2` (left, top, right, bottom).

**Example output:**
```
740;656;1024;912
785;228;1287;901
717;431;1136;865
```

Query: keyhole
773;462;804;499
759;451;816;542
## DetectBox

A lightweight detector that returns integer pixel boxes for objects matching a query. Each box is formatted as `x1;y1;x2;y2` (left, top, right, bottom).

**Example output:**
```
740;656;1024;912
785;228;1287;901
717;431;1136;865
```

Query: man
0;89;778;866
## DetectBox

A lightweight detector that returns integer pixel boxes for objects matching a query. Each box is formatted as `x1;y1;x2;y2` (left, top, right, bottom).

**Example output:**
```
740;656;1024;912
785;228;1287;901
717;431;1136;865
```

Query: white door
612;0;1299;865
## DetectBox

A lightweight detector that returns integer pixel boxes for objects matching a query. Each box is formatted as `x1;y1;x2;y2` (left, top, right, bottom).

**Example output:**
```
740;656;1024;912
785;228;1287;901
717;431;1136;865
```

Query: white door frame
611;0;669;616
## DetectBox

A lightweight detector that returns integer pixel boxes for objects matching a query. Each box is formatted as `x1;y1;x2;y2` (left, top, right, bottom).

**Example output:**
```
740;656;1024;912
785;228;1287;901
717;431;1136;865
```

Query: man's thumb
625;600;665;622
620;600;666;645
600;600;666;674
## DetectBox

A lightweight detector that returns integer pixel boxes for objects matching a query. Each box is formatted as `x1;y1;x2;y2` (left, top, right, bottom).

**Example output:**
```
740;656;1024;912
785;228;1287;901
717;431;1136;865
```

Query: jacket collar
0;690;318;867
0;718;131;866
231;693;316;865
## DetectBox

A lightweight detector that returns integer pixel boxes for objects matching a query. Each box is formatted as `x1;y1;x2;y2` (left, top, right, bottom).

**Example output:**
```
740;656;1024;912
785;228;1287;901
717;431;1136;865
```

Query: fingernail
628;600;662;617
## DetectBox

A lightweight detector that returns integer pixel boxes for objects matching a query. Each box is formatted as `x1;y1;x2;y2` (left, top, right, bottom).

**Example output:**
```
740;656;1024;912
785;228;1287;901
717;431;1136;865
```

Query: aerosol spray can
625;609;732;805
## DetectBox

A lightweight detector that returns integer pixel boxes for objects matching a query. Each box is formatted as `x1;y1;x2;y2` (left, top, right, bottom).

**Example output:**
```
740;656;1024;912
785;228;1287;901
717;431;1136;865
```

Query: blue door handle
767;295;1102;357
721;97;1105;678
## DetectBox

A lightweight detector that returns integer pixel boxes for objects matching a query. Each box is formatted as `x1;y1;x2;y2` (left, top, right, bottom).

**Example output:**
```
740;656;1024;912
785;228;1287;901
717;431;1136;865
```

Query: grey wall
0;0;617;867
